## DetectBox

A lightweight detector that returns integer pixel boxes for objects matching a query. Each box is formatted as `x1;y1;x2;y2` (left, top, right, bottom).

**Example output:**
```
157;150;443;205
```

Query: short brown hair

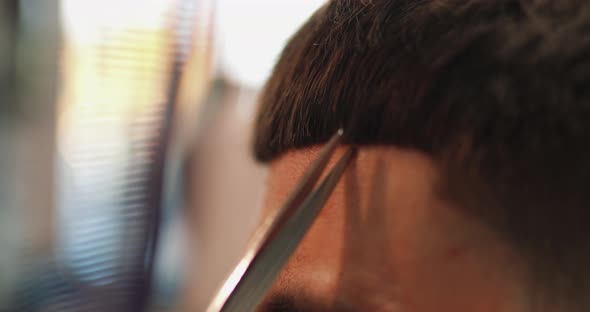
254;0;590;309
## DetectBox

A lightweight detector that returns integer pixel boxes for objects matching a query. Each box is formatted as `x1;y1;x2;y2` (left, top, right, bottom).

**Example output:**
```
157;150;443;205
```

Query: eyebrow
258;294;356;312
258;295;304;312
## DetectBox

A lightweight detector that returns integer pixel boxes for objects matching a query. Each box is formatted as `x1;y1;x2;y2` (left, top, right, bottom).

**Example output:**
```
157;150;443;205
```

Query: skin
256;146;530;312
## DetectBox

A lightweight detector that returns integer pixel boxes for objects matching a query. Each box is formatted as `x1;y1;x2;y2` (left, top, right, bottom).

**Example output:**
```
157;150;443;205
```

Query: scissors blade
207;139;355;312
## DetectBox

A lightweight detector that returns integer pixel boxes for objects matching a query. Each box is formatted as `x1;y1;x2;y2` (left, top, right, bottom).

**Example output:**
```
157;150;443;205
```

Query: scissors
207;129;356;312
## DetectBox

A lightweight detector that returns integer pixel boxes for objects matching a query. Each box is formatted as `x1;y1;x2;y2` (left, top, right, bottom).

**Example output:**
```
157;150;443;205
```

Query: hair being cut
254;0;590;309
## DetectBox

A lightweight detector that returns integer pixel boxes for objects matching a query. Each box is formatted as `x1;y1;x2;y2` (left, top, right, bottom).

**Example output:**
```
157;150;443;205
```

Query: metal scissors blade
207;129;356;312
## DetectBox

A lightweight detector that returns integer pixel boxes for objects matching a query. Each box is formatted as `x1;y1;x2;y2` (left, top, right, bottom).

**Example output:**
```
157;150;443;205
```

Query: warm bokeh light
61;0;172;44
216;0;326;88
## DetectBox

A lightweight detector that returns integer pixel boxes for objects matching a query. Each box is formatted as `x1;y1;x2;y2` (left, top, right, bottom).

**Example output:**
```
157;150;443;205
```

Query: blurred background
0;0;325;311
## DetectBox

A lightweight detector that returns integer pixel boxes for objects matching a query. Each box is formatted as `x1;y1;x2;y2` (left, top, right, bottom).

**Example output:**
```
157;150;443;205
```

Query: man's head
253;0;590;311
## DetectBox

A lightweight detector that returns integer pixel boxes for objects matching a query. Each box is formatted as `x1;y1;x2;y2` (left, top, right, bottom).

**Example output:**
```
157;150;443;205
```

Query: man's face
256;146;527;312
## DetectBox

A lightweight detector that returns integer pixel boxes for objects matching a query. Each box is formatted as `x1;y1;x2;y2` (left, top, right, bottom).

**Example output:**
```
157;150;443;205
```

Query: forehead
257;145;526;311
258;146;445;310
263;145;442;220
